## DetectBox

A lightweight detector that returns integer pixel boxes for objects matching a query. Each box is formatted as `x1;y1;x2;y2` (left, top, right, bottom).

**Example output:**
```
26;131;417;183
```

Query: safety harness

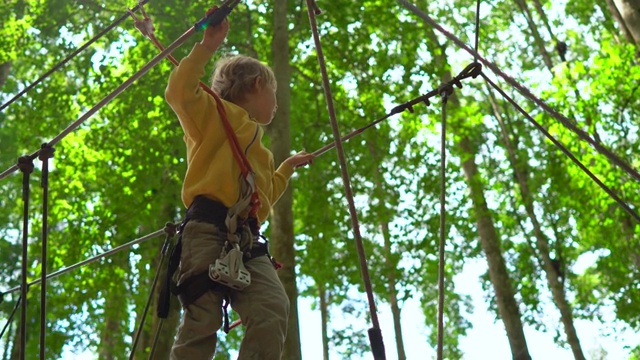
157;197;279;332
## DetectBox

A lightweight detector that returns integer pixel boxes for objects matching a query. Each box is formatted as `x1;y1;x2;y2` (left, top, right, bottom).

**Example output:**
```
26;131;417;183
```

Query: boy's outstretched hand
285;151;315;169
201;6;229;51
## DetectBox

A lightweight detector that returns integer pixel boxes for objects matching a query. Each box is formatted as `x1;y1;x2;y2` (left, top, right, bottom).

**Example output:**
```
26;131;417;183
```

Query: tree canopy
1;0;639;359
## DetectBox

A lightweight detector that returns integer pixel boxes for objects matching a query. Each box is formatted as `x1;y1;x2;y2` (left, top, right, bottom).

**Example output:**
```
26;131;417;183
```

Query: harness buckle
209;243;251;290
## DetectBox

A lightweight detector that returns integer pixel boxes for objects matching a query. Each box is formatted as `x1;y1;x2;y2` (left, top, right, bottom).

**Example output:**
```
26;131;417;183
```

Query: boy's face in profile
252;83;277;126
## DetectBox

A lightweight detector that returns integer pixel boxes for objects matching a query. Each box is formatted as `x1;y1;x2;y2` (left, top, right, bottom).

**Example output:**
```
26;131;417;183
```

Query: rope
0;0;152;112
38;144;54;360
436;89;451;360
0;295;20;342
305;1;387;358
17;156;33;360
396;0;640;185
148;319;164;359
481;73;640;223
128;223;176;360
312;62;481;156
473;0;481;62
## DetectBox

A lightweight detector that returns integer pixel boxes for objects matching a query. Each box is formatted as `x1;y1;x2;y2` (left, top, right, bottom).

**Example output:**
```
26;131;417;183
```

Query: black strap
222;296;231;333
157;222;185;319
176;272;224;307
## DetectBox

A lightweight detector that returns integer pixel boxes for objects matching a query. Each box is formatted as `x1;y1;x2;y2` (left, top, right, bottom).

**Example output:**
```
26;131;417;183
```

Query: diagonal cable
0;296;21;341
0;0;152;112
128;224;176;360
396;0;640;184
0;1;238;182
1;228;166;296
481;72;640;223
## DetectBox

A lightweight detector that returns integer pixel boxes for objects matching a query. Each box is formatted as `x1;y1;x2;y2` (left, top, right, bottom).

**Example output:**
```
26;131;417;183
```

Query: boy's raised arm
165;10;229;138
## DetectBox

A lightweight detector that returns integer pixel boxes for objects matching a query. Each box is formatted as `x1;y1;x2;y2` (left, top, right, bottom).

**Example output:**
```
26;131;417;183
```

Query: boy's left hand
201;5;229;51
285;151;315;169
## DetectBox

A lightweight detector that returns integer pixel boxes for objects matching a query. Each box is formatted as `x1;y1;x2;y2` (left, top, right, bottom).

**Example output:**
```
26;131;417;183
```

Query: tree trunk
146;251;182;360
514;0;554;71
132;244;181;360
368;141;407;360
9;317;21;360
98;317;120;360
530;0;554;40
99;253;129;359
382;221;407;360
488;91;586;360
612;0;640;46
604;0;634;43
2;320;12;360
458;137;531;360
269;0;302;359
0;61;10;90
318;282;330;360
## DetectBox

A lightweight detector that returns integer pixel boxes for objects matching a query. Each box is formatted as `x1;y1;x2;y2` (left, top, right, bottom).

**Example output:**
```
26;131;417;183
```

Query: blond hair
211;55;277;104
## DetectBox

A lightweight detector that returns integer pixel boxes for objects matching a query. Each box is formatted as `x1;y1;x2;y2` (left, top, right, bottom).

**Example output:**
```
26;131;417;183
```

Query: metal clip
209;243;251;290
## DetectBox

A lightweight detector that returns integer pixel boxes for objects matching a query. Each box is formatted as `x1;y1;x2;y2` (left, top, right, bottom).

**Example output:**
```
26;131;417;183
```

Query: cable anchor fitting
128;1;155;39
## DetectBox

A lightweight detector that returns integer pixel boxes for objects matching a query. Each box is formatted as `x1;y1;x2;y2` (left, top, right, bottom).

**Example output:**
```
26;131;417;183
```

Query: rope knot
163;222;177;237
438;83;455;100
38;143;55;161
17;156;34;174
309;0;322;15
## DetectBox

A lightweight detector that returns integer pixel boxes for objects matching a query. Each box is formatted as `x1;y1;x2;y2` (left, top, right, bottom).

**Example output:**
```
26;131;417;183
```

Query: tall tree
612;0;640;47
269;0;303;359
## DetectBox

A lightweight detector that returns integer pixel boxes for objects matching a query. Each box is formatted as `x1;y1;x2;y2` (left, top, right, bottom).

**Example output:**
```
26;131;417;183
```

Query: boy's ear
252;76;263;92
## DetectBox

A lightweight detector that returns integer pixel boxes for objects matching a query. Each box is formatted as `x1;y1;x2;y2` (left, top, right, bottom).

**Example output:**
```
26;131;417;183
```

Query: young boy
165;11;314;360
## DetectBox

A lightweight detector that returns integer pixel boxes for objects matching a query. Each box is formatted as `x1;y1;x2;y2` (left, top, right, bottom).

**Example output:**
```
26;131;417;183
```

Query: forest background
1;0;639;359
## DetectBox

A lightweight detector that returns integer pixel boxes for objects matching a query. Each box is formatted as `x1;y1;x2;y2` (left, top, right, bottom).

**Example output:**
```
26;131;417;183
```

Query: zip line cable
473;0;482;62
0;295;20;342
396;0;640;185
128;224;176;360
437;89;450;360
0;228;166;297
311;62;481;154
0;0;152;112
0;0;238;182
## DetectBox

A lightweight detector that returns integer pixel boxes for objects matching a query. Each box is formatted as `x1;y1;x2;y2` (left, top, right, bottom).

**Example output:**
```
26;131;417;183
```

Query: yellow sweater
165;43;294;223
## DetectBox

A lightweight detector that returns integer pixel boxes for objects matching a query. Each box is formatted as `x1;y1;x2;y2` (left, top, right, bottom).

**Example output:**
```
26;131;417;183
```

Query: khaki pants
170;220;289;360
